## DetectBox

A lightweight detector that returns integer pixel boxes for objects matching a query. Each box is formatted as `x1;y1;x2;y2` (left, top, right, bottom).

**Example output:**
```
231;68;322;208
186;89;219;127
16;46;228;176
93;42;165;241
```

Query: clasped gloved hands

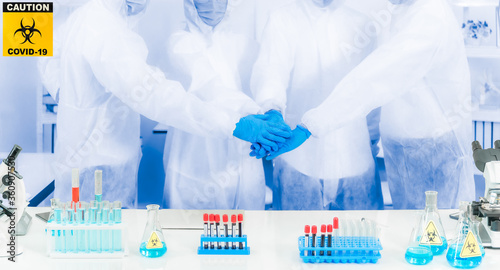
233;110;292;152
251;124;311;160
233;110;311;160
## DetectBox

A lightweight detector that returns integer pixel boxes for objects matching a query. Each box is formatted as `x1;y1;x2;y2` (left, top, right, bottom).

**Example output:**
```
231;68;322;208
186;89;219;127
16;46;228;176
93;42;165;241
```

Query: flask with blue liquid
446;202;484;269
405;212;433;265
421;191;448;255
139;204;167;258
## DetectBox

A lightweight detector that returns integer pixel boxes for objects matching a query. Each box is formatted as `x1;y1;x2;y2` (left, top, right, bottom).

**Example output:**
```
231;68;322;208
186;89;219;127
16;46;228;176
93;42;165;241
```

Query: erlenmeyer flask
405;212;433;265
446;201;483;268
139;204;167;257
421;191;447;255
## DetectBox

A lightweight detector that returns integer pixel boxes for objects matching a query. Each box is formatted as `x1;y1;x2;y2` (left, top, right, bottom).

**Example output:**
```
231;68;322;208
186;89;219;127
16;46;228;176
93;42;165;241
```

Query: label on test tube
311;225;317;256
304;225;310;257
223;214;229;249
203;213;208;249
238;214;243;249
215;215;221;249
209;214;215;249
231;215;237;249
327;224;332;256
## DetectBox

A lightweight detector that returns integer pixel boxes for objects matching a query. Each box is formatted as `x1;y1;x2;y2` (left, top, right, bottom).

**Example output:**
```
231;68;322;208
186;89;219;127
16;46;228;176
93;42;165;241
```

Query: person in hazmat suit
249;0;384;210
162;0;267;209
276;0;474;209
38;0;290;208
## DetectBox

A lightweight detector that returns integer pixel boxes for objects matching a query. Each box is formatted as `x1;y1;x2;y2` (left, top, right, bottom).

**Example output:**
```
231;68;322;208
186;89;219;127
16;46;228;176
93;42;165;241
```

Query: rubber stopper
238;214;243;222
215;214;220;223
333;217;339;229
223;214;228;223
305;225;310;234
321;224;326;233
203;213;208;222
312;225;317;234
209;214;214;222
231;214;237;223
327;224;333;233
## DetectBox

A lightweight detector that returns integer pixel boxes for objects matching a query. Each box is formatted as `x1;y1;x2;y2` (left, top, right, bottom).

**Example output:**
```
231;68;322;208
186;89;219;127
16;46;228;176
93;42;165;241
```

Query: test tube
95;170;102;202
112;201;122;252
54;202;64;253
89;200;99;252
76;202;88;252
64;202;74;252
48;198;60;223
101;201;111;252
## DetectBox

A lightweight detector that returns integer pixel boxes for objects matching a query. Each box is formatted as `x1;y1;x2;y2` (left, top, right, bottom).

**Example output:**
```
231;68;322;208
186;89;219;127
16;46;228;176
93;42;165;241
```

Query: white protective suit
302;0;475;209
163;0;266;209
38;0;240;208
252;0;383;210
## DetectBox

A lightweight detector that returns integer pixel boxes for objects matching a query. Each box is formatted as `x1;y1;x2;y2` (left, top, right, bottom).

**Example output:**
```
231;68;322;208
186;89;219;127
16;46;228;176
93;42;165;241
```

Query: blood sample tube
312;225;317;256
333;217;339;247
215;214;221;249
320;225;326;256
231;215;237;249
203;213;208;249
327;224;333;256
238;214;243;249
304;225;310;257
72;168;79;204
223;214;229;249
209;214;215;249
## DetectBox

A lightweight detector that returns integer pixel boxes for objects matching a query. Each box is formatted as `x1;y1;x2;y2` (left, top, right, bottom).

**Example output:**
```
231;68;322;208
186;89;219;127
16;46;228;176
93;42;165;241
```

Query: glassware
139;204;167;257
405;212;433;265
446;202;484;268
112;201;122;251
47;198;60;223
421;191;448;255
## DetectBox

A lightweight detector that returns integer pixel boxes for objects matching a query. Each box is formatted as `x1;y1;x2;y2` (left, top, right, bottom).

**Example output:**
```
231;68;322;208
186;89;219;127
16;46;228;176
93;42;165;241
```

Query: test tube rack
197;235;250;255
45;223;127;258
298;236;382;263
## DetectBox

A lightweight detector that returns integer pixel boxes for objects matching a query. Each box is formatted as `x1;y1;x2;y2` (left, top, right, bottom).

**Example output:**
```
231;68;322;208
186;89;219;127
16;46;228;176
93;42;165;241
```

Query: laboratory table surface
2;207;499;270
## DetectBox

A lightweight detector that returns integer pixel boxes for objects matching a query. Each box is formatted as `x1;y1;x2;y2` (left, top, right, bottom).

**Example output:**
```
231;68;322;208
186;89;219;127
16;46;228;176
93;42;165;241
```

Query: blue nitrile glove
266;125;311;160
250;143;268;159
233;114;292;151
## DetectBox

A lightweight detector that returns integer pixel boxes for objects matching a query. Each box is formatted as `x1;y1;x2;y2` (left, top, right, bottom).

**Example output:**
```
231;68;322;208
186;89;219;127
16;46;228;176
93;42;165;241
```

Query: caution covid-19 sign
3;2;53;56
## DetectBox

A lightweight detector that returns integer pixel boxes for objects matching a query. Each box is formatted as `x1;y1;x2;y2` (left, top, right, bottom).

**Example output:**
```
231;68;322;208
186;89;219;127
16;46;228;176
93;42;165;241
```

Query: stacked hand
233;110;311;160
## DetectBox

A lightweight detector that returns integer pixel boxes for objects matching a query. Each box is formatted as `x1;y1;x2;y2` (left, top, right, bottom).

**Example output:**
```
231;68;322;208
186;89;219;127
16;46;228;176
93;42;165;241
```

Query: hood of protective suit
95;0;148;19
183;0;242;35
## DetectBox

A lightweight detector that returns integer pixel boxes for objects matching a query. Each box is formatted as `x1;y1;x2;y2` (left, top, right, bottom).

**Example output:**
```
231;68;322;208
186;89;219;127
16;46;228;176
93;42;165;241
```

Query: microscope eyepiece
472;141;482;152
495;140;500;150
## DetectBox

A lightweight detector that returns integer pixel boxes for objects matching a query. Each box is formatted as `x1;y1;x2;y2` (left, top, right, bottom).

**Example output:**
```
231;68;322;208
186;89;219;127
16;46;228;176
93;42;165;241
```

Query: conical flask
446;201;483;268
405;211;433;265
421;191;447;255
139;204;167;257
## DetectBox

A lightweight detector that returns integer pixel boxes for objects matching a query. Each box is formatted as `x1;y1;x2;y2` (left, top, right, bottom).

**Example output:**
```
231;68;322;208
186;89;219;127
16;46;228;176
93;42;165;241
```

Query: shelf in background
472;109;500;122
466;46;500;58
452;0;500;7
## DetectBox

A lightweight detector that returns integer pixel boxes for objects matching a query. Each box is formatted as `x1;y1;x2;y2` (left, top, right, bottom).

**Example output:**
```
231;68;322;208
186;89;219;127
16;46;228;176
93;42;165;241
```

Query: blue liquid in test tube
54;207;64;253
112;201;122;251
90;200;99;252
101;201;110;252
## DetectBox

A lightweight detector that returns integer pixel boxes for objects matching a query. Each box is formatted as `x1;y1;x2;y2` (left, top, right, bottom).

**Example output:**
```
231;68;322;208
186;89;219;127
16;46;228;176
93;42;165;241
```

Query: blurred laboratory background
0;0;498;208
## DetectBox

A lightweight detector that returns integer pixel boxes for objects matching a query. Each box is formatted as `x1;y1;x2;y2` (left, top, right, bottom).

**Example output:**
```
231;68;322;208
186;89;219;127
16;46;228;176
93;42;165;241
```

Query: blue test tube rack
45;223;127;258
197;235;250;255
298;236;382;263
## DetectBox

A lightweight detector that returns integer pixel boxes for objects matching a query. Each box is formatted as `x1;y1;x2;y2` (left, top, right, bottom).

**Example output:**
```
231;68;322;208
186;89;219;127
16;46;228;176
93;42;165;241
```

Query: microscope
0;145;31;257
471;140;500;248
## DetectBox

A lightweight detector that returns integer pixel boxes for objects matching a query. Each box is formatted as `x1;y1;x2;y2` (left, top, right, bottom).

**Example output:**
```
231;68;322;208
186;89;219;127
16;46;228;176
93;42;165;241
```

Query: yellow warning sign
146;231;163;249
460;231;481;258
3;2;53;56
420;220;443;245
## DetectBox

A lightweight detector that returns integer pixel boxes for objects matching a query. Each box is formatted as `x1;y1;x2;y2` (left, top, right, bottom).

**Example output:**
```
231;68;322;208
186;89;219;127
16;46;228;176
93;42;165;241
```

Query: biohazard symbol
460;231;481;258
420;220;443;245
14;18;42;44
146;231;163;249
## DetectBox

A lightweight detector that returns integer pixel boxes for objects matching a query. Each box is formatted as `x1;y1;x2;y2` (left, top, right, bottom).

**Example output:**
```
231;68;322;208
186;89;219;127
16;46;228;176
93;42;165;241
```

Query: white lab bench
2;208;499;270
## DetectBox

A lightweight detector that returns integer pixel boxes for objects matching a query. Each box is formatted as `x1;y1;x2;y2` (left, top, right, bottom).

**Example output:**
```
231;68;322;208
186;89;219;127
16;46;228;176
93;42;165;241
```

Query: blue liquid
430;237;448;255
95;194;102;202
140;242;167;258
446;245;482;269
405;246;433;265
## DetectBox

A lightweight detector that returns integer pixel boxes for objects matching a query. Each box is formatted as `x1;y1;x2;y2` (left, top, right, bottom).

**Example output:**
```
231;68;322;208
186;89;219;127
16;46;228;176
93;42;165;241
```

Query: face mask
311;0;334;8
126;0;148;16
193;0;228;27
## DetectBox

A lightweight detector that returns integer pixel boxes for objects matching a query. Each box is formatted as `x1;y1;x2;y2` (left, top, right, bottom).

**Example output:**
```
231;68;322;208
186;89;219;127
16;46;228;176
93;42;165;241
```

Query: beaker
405;212;433;265
446;201;483;268
139;204;166;257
